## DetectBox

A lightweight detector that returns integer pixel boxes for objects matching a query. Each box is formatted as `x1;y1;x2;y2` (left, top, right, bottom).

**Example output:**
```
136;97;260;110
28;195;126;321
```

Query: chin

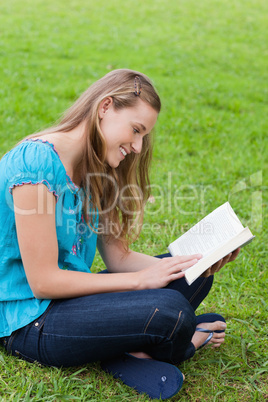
107;160;120;169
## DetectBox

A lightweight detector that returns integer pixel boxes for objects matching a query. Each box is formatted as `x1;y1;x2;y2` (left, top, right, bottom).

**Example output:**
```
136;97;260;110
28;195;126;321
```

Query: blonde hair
28;69;161;248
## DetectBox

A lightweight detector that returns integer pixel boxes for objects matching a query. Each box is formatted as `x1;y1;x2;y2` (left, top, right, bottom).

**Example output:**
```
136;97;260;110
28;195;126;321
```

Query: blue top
0;139;98;337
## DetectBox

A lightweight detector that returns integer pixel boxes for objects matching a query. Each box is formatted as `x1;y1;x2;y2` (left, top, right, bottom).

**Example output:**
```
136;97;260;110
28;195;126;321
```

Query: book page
169;202;244;257
184;227;254;285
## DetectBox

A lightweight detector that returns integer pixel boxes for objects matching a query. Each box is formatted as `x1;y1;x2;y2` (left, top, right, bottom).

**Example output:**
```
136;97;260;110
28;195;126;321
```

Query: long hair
27;69;161;248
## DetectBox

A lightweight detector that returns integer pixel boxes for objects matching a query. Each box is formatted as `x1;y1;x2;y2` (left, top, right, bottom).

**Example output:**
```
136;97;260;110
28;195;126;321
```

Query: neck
38;122;86;186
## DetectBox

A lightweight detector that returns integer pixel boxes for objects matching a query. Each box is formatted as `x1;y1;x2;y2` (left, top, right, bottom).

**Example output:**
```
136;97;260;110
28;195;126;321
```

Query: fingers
145;254;203;289
212;258;223;271
158;254;201;276
165;248;240;280
203;258;223;277
162;254;202;264
177;258;199;271
205;248;241;277
202;267;212;277
215;248;241;268
222;253;233;264
169;254;202;271
211;253;233;273
229;247;241;261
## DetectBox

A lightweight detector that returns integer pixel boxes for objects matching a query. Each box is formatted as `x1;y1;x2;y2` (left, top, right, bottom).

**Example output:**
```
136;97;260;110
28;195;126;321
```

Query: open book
168;202;255;285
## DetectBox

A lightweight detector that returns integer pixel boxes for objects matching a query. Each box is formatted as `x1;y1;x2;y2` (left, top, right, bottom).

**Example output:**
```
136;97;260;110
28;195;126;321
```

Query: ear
98;97;113;119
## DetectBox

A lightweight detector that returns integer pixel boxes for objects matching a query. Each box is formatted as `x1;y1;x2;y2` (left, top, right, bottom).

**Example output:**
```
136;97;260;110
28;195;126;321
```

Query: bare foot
191;321;227;350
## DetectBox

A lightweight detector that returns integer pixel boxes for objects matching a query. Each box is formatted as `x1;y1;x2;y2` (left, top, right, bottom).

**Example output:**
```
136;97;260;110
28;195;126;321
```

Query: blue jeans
1;254;214;367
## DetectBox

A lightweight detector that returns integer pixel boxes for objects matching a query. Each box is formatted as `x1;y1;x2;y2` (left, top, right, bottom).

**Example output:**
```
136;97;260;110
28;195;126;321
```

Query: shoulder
1;140;65;196
3;139;59;167
2;139;62;172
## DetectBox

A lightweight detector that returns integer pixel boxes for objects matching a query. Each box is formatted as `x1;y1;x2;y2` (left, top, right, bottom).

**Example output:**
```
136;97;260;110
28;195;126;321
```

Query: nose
131;136;143;154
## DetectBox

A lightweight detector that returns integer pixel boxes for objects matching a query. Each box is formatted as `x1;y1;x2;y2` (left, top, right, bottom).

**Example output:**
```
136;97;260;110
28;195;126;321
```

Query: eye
133;128;140;134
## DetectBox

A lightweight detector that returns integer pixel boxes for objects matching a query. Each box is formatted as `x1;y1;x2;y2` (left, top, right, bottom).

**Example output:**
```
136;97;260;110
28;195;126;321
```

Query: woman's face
98;98;158;168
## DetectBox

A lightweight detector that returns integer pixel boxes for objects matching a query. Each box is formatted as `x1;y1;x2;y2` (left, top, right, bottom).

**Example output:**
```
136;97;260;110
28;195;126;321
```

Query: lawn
0;0;267;400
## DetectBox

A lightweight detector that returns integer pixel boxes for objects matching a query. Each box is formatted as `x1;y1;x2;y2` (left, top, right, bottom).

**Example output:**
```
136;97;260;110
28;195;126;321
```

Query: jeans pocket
6;327;45;365
13;349;37;364
143;307;160;334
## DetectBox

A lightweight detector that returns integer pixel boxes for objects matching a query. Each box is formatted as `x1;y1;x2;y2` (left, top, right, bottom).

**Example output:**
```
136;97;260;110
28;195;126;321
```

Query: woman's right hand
137;254;202;290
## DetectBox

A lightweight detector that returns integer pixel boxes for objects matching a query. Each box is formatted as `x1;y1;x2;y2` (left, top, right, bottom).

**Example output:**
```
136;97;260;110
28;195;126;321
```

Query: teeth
120;146;127;156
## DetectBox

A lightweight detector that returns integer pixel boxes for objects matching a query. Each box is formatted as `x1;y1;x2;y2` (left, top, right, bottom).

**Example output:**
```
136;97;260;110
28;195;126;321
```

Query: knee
144;289;196;340
161;288;195;321
170;291;196;339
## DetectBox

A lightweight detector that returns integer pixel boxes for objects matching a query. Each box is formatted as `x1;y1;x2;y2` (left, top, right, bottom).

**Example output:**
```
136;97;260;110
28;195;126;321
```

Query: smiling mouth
119;146;127;157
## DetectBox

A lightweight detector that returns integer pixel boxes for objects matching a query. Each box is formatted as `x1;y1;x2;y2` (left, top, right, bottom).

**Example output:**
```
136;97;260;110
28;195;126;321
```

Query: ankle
129;351;152;359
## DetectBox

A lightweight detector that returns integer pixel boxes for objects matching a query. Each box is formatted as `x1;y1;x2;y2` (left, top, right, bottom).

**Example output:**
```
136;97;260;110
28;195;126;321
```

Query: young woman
0;69;239;400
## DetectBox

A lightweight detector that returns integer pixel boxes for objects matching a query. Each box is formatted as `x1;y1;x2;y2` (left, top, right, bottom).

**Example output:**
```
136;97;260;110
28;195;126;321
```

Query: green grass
0;0;267;400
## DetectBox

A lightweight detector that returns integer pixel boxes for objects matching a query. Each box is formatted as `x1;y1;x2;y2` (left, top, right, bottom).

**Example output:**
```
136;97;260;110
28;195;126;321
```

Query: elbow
31;279;54;300
32;286;51;300
28;266;62;300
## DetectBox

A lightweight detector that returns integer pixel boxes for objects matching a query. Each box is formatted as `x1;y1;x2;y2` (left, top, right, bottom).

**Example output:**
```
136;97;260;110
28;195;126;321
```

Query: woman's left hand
202;247;241;277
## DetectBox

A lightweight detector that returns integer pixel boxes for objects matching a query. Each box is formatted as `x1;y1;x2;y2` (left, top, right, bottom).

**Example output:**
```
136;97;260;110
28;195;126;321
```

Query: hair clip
134;76;142;96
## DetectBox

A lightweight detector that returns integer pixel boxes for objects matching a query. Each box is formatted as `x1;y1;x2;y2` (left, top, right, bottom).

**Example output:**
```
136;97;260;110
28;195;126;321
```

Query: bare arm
97;236;160;273
13;184;141;299
97;228;240;277
13;184;199;299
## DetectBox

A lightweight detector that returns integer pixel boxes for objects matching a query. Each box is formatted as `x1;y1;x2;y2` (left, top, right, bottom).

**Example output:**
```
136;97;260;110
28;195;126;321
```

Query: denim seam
6;301;55;352
40;333;157;340
6;331;18;352
143;308;159;334
14;350;37;364
189;277;209;305
168;310;182;340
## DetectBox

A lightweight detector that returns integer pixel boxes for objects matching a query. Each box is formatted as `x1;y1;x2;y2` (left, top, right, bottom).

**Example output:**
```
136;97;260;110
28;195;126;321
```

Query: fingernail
221;323;227;329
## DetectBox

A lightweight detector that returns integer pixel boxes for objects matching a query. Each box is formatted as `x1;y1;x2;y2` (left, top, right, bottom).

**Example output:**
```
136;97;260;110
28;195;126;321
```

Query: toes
210;336;225;344
210;332;225;345
196;320;226;333
211;332;226;340
195;319;227;350
213;320;227;332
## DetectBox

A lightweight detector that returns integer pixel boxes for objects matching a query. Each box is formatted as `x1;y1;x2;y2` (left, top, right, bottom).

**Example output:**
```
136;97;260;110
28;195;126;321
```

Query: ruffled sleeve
5;140;65;204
